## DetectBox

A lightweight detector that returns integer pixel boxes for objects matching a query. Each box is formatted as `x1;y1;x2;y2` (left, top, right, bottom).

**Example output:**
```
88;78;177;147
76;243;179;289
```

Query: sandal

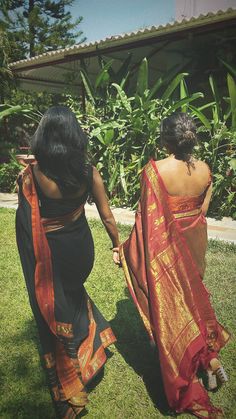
209;358;228;386
206;369;218;390
215;366;228;384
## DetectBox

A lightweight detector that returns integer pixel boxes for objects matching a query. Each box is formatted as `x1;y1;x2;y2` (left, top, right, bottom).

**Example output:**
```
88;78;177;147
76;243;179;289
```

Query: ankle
209;358;221;372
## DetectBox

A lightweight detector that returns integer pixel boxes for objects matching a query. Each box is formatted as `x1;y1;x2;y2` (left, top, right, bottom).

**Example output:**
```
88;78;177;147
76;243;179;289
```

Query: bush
0;158;22;192
196;124;236;218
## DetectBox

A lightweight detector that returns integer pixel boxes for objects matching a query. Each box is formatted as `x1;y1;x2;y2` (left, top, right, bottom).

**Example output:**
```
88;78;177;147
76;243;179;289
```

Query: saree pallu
16;165;116;418
120;160;230;418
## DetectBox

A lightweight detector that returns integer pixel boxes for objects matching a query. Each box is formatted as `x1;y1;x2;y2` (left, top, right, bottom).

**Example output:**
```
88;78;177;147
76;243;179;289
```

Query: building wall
175;0;236;21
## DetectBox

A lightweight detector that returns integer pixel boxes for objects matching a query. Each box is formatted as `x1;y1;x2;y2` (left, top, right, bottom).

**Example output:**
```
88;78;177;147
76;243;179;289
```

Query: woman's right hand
112;247;120;265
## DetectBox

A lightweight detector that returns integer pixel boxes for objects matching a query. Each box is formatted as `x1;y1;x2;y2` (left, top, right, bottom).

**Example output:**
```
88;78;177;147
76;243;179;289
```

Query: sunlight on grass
0;208;235;418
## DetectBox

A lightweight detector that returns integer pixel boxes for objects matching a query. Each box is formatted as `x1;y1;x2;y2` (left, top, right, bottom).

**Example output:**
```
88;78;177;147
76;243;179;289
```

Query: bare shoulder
92;166;102;183
155;157;169;168
193;159;211;177
152;158;170;174
92;166;105;191
33;163;63;198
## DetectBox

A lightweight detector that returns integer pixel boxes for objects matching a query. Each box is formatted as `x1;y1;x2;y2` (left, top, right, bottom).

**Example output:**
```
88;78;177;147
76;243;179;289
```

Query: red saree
120;160;230;418
16;165;116;418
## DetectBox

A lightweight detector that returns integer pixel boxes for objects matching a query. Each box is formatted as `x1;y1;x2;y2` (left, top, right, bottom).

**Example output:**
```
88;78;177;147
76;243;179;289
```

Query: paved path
1;193;236;244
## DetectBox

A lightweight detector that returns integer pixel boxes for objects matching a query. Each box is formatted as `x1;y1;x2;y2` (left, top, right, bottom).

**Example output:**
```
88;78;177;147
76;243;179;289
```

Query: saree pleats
16;165;116;418
120;160;230;418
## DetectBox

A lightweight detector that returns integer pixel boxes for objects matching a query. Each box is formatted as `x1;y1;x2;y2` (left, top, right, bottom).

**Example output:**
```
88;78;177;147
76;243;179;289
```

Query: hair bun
183;130;196;141
160;112;197;160
180;130;196;148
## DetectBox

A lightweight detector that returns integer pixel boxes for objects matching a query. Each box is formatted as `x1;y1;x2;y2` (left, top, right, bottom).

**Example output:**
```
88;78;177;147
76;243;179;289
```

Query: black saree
16;164;116;418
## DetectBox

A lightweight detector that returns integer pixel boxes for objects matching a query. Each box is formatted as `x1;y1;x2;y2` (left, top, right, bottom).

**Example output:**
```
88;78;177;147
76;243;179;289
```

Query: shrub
0;157;22;192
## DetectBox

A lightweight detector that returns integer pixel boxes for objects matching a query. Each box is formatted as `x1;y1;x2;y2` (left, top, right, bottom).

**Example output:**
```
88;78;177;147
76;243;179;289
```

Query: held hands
112;247;121;266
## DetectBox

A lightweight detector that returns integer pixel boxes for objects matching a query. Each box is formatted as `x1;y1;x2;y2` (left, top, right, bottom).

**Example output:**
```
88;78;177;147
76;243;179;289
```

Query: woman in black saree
16;106;120;418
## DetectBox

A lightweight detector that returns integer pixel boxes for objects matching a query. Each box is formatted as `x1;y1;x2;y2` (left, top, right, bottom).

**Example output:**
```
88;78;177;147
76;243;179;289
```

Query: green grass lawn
0;208;235;419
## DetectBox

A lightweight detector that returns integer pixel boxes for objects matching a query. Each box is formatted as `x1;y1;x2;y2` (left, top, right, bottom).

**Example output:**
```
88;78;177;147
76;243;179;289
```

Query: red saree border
21;165;56;333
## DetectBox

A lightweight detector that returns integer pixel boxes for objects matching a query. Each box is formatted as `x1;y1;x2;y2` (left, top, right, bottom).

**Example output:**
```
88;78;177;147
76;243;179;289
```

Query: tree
0;32;13;101
0;0;86;60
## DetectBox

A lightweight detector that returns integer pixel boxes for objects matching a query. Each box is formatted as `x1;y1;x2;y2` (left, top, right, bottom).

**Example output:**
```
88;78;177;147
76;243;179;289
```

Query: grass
0;207;235;419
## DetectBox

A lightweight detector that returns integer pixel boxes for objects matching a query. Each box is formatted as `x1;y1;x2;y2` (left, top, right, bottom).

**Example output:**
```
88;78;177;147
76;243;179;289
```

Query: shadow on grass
110;295;172;416
1;318;106;419
1;318;55;419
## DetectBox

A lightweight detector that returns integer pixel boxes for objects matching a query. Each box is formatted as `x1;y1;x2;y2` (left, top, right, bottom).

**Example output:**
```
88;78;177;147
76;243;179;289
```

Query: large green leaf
189;105;212;130
0;105;32;120
227;73;236;130
90;127;105;145
120;71;130;89
95;59;114;89
103;128;114;145
209;75;221;124
112;83;132;113
108;163;119;192
169;93;204;113
229;158;236;171
180;79;189;112
147;62;190;102
116;53;132;84
162;73;189;105
146;77;163;101
80;69;95;105
120;162;128;194
136;58;148;97
197;102;215;111
220;58;236;78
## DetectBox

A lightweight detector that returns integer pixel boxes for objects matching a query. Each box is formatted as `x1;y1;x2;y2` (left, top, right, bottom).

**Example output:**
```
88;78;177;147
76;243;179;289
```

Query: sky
70;0;175;43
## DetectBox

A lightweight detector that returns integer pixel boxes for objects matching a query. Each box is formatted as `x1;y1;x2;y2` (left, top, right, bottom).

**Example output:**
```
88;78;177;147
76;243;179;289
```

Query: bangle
112;247;119;252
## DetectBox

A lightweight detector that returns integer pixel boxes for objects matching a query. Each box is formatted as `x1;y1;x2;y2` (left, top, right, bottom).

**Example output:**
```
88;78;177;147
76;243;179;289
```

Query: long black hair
31;106;90;196
160;112;197;163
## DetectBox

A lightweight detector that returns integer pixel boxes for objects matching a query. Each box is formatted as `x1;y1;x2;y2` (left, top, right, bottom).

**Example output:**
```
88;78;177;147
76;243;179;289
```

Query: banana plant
227;73;236;130
82;61;204;208
0;104;41;123
80;56;132;108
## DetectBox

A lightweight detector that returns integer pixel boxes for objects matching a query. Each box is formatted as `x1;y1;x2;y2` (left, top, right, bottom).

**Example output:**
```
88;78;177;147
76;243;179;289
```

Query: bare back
155;157;211;197
33;163;87;199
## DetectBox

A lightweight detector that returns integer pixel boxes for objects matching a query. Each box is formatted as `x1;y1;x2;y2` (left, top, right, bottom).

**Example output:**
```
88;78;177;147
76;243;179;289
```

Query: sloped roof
9;7;236;93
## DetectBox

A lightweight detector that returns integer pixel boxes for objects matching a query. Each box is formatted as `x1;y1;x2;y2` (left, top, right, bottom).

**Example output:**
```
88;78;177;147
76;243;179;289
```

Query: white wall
175;0;236;21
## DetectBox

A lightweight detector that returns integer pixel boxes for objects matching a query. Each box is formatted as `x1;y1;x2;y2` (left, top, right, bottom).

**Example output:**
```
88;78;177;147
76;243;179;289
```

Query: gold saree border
120;246;154;340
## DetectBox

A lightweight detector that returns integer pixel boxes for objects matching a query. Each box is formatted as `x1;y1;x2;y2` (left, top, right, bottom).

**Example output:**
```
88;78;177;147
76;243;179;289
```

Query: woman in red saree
16;106;120;418
120;112;230;418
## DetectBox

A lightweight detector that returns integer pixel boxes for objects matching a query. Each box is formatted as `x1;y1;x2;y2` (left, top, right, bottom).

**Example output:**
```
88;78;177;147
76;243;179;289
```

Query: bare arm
92;167;120;249
202;182;213;216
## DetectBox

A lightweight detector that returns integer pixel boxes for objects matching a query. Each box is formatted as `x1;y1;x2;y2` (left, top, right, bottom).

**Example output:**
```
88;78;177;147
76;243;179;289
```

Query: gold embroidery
150;257;162;280
148;202;157;214
173;208;201;219
23;174;31;185
154;216;164;227
56;322;73;338
150;239;180;281
52;386;60;401
161;231;169;240
154;260;201;377
44;352;56;369
145;163;159;198
69;392;88;406
100;328;115;347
